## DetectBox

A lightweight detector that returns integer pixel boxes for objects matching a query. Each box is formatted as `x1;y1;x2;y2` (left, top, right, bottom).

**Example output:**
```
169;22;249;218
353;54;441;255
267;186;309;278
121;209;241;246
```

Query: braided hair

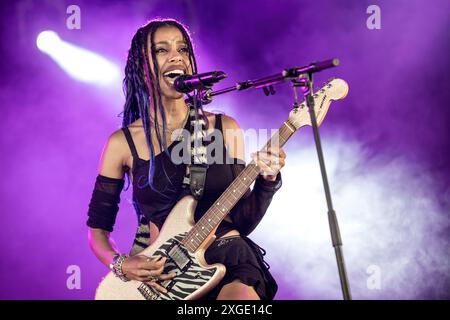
121;18;201;192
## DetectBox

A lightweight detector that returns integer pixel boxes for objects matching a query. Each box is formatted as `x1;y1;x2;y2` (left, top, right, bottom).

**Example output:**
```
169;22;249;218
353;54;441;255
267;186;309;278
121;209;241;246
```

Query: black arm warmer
229;164;282;236
86;175;125;232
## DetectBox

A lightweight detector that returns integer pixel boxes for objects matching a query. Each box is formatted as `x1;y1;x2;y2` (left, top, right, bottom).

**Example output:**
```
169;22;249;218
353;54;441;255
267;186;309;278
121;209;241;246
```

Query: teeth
163;69;185;77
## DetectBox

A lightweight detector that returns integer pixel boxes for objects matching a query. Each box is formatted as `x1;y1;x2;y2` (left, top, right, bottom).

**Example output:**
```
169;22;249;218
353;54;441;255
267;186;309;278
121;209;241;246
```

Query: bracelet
110;253;130;282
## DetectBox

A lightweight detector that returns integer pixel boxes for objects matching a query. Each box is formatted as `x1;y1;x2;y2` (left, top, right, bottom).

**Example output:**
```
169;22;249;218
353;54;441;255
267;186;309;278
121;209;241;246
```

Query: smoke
252;134;450;299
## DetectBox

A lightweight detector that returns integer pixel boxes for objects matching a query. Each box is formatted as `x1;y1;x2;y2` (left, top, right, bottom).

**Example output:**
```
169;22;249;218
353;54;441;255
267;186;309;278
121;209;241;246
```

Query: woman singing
87;18;285;300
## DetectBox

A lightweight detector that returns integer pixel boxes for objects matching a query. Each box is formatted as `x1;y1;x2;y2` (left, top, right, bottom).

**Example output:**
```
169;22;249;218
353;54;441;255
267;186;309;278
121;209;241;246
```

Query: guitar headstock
288;78;349;130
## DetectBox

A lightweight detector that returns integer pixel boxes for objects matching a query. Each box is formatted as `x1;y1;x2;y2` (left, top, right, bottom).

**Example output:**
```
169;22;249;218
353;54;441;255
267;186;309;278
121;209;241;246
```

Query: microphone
174;71;227;93
283;58;340;78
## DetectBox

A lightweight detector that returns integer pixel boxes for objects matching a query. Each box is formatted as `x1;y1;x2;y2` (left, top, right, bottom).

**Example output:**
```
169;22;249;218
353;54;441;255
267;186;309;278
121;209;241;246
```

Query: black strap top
122;114;238;237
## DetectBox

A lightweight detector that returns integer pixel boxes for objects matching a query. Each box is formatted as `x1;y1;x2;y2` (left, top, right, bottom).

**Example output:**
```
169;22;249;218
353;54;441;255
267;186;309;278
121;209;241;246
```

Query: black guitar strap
182;99;209;200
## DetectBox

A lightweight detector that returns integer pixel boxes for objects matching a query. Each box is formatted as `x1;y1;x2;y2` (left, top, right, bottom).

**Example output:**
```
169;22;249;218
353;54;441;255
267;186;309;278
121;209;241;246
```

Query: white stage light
36;30;120;86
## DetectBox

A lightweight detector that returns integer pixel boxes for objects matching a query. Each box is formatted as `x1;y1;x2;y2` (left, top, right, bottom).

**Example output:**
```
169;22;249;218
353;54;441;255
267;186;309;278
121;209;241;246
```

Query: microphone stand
297;73;352;300
197;59;352;299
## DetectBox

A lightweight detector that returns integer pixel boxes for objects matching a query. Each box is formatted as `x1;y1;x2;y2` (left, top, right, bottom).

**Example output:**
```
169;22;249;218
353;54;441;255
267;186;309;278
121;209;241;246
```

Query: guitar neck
181;76;350;251
182;119;298;252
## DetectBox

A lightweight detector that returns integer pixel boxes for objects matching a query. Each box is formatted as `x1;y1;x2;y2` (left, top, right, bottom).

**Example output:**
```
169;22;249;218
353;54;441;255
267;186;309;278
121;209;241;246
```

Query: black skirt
202;235;278;300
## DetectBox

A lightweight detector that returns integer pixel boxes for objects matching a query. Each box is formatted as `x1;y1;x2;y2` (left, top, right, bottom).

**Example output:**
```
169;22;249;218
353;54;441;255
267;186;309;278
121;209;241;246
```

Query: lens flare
36;30;120;86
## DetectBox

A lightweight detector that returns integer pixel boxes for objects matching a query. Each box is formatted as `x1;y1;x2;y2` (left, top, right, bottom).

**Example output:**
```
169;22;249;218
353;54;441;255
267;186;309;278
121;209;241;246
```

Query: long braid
139;26;158;191
175;25;209;130
148;27;166;156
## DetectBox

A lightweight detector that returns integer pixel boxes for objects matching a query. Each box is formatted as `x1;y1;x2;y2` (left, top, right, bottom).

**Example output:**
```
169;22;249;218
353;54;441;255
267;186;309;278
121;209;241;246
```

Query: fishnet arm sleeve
229;163;282;236
86;175;125;232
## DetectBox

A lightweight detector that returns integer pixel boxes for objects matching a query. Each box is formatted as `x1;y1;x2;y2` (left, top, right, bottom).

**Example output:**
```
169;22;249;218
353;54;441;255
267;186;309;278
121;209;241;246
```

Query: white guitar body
95;195;226;300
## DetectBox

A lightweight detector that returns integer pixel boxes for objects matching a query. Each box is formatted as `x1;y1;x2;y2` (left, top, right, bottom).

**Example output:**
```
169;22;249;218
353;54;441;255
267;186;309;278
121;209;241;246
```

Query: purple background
0;0;449;299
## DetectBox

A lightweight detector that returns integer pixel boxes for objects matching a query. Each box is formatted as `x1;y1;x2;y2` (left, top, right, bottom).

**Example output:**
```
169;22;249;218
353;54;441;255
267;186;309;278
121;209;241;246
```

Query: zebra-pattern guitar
137;233;216;300
95;78;349;300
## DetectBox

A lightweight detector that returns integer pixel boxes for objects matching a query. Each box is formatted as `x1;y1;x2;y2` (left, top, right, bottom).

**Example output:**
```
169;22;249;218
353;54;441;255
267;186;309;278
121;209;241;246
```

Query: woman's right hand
121;255;176;293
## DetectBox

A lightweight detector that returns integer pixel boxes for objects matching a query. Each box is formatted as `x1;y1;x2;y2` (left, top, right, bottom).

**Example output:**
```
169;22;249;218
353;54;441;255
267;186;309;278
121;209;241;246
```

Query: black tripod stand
291;68;352;300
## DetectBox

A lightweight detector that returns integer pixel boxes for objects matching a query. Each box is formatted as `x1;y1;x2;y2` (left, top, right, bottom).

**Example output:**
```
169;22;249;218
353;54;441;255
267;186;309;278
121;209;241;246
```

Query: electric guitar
95;78;349;300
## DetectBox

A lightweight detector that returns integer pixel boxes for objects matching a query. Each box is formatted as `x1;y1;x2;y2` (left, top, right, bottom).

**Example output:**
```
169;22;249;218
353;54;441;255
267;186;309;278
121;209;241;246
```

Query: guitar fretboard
181;118;298;252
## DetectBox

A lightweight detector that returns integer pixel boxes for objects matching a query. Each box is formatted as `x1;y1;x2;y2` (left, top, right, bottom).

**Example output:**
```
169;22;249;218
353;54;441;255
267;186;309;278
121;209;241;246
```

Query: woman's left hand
252;147;286;181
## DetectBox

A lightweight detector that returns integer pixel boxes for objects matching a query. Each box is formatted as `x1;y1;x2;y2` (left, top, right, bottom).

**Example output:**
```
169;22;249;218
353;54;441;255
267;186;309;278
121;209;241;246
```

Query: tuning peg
262;85;276;96
269;85;276;95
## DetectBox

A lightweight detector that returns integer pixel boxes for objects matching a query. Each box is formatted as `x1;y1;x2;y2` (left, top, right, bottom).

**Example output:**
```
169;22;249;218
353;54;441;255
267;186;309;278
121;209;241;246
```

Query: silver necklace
150;107;189;133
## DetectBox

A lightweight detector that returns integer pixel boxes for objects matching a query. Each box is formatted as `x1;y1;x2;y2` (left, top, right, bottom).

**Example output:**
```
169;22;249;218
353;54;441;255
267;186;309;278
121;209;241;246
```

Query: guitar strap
129;95;209;256
182;99;209;200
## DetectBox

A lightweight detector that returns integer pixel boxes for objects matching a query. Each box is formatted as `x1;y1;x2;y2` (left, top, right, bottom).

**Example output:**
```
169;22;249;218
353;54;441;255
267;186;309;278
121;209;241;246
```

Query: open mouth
162;69;185;85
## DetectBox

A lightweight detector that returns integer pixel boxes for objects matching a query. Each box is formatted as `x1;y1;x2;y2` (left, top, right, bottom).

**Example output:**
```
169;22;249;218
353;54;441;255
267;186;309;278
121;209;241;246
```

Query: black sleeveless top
122;114;239;237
